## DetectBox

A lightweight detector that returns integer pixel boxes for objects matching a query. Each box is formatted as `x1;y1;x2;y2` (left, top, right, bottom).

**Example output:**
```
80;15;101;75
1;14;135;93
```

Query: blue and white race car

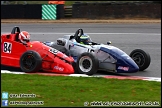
44;28;151;75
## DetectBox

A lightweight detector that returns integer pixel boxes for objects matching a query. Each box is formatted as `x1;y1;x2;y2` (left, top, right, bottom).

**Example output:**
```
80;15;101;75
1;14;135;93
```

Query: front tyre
20;50;42;72
76;52;99;75
130;49;151;71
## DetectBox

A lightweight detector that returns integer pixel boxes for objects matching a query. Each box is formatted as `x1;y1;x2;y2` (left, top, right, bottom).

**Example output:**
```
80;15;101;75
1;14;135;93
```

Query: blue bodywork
100;47;139;73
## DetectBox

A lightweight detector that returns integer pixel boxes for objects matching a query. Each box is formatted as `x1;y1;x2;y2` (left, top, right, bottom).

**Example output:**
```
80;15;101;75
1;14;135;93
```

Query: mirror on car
107;41;111;45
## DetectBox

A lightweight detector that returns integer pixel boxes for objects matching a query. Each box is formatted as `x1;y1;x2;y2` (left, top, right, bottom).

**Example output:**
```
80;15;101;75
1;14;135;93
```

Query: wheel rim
131;52;145;68
22;54;35;70
79;56;92;73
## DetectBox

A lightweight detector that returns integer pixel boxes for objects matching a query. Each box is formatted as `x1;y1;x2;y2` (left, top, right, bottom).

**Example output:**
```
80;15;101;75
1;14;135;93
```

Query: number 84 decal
3;42;12;53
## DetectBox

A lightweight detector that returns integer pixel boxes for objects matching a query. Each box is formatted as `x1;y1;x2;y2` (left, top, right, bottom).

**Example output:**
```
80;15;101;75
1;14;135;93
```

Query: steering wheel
11;26;20;34
74;28;84;43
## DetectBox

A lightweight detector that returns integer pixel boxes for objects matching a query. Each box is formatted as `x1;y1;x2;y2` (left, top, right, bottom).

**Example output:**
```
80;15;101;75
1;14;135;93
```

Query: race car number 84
3;42;12;53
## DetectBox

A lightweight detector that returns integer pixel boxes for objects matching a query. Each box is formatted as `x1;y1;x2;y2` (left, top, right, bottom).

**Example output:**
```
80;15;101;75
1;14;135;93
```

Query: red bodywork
1;32;75;74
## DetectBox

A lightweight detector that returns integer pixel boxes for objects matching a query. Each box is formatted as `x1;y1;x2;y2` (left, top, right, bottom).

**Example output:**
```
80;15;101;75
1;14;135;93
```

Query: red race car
1;26;75;74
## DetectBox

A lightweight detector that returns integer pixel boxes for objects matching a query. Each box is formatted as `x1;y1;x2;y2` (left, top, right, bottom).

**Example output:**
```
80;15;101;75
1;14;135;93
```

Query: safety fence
1;5;42;19
1;2;161;19
1;4;59;19
64;6;72;18
72;2;161;19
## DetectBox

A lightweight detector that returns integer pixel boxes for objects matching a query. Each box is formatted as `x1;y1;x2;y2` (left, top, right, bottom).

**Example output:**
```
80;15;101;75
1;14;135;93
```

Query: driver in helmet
80;34;92;45
18;31;30;44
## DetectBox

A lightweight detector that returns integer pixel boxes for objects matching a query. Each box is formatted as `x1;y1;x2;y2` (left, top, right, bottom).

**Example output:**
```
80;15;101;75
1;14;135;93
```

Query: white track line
24;33;162;35
1;70;26;74
1;32;161;35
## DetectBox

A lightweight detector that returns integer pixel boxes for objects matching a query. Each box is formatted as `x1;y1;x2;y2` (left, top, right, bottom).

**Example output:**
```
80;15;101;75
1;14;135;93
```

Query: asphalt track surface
1;23;161;78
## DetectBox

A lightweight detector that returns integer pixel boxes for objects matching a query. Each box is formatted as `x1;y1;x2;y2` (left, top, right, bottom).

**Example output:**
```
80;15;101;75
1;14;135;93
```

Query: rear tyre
76;52;99;75
130;49;151;71
20;50;42;72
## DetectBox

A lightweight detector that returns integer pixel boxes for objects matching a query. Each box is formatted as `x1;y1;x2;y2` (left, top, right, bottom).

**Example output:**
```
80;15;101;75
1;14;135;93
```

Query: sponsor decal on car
118;66;129;71
54;66;64;71
49;48;58;54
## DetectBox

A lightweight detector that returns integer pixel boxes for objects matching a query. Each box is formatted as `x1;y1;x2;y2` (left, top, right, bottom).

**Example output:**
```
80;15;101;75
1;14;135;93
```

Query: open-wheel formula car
1;26;75;74
44;28;151;75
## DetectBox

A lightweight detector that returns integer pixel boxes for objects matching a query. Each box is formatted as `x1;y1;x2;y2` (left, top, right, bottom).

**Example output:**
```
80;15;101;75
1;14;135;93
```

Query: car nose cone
128;62;139;72
117;55;139;73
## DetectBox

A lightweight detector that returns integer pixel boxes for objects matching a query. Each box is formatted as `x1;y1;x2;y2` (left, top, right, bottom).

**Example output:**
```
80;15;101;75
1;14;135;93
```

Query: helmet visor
80;38;91;44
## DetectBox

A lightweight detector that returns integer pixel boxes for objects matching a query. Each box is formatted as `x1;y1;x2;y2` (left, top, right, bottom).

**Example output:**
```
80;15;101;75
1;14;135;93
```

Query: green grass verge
1;73;161;107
